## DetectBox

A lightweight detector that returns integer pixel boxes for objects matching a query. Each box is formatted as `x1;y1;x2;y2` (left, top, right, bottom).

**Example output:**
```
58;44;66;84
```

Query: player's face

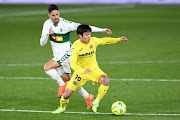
80;31;91;44
48;10;60;25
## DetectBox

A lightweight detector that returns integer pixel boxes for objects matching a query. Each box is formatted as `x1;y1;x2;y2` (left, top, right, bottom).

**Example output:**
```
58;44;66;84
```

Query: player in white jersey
40;4;112;109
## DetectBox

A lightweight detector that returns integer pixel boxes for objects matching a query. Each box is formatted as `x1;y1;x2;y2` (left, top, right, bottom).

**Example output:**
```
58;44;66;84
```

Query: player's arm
63;18;80;31
89;25;112;34
40;22;51;46
82;24;112;34
65;18;112;34
97;36;128;45
70;47;85;74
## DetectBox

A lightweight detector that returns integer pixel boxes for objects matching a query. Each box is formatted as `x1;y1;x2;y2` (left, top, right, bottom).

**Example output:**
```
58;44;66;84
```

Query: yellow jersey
70;37;120;74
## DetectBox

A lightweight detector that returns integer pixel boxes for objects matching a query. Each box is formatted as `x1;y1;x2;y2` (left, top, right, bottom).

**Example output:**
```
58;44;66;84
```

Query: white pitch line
0;109;179;116
0;77;51;80
99;61;180;64
0;61;180;67
0;77;180;82
110;79;180;82
0;63;44;66
125;113;180;116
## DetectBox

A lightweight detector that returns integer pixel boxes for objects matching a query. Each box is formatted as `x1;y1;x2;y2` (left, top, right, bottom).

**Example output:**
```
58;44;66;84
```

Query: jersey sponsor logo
51;35;63;41
49;32;71;43
79;51;94;58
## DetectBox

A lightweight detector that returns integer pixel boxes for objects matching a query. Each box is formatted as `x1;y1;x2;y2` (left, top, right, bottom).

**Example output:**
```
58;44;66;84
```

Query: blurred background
1;0;180;4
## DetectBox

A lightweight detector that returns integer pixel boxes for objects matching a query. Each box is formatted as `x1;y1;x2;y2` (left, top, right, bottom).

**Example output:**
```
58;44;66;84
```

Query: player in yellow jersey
52;24;128;113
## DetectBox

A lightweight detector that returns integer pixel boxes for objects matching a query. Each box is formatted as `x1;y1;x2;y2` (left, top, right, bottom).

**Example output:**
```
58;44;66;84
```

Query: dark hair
77;24;92;36
48;4;59;14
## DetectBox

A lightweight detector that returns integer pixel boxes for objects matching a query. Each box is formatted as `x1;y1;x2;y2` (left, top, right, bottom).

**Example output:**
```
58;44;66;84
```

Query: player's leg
76;87;94;109
52;88;74;113
95;75;109;102
44;59;65;87
55;57;71;98
54;72;70;98
46;52;71;98
52;72;85;114
60;88;74;110
90;69;109;112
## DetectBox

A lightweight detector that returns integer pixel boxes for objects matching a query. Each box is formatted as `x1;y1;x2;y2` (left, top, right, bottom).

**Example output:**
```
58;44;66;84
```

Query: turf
0;4;180;120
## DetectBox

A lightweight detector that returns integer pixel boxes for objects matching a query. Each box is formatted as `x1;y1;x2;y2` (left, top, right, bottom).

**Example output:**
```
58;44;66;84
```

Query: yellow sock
60;96;69;110
96;85;109;101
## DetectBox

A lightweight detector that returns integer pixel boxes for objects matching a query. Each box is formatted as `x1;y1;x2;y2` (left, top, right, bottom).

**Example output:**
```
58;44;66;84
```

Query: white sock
76;87;89;99
94;99;100;103
45;69;65;86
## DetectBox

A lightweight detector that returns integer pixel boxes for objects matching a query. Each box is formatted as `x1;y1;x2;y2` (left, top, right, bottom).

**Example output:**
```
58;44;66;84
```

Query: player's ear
78;34;82;38
48;13;50;17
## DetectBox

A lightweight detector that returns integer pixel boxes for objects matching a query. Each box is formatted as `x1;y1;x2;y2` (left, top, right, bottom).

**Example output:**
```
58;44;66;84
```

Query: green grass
0;4;180;120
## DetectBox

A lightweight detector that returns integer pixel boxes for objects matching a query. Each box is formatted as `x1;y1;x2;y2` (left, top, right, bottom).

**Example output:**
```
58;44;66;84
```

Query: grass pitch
0;4;180;120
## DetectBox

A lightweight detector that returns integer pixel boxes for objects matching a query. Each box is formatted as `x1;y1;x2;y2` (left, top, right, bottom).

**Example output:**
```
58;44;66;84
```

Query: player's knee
64;77;71;82
63;88;74;99
100;75;109;86
63;94;70;99
44;64;48;71
63;92;71;99
44;64;50;71
103;77;109;86
61;73;71;82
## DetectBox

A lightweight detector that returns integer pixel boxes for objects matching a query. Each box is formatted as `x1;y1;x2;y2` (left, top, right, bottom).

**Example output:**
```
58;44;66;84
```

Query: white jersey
40;17;107;56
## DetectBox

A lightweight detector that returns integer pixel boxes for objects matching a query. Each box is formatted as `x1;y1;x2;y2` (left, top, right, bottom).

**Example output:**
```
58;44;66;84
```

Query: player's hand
49;28;55;34
120;36;128;41
84;69;92;74
105;29;112;35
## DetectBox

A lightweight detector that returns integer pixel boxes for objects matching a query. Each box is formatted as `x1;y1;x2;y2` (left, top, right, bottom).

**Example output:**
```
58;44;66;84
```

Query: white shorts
53;50;71;76
56;63;71;76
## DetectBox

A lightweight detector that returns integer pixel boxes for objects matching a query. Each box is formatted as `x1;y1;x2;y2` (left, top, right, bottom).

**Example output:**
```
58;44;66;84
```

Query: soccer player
40;4;112;109
52;24;128;113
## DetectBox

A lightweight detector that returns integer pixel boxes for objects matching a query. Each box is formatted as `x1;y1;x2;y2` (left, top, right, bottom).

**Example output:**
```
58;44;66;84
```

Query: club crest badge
89;44;93;49
60;28;63;32
73;81;77;85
